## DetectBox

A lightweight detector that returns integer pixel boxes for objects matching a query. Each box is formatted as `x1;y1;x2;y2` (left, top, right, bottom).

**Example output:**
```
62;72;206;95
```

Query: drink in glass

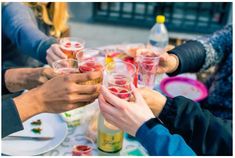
59;37;85;59
52;59;79;74
137;48;160;89
97;61;136;153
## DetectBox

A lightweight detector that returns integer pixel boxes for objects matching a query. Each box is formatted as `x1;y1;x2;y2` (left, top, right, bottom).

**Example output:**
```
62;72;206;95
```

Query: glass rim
59;37;86;46
138;54;160;60
105;61;137;76
52;59;79;69
76;48;100;59
136;48;161;59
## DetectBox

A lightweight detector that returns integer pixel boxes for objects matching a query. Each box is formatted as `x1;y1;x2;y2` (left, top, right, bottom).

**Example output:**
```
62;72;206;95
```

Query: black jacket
167;25;232;119
159;96;232;156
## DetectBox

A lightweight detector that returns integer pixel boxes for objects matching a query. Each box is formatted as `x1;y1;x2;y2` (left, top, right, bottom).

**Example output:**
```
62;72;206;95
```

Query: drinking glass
104;61;136;101
59;37;85;59
136;48;160;89
76;48;100;62
52;59;79;74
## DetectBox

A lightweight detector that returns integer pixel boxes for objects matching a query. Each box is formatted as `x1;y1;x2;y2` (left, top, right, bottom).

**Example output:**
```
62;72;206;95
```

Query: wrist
148;93;167;117
5;68;35;92
167;54;179;73
13;88;44;122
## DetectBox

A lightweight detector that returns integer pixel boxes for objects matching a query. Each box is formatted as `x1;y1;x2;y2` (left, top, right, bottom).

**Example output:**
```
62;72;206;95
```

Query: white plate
2;113;68;156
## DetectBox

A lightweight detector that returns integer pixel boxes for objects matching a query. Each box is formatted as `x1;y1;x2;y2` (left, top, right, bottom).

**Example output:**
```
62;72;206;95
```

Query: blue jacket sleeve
2;98;24;138
2;2;57;63
135;118;196;156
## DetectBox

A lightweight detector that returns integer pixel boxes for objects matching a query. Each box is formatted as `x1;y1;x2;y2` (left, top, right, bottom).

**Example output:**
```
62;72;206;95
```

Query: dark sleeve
2;68;11;95
2;98;24;138
167;40;206;76
2;3;57;63
167;25;232;76
159;96;232;156
135;118;196;156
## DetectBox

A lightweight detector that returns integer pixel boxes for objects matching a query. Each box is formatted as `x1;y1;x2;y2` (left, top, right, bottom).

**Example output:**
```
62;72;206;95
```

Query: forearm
135;118;196;156
167;41;206;76
13;88;43;122
5;68;37;92
159;96;232;155
2;3;56;63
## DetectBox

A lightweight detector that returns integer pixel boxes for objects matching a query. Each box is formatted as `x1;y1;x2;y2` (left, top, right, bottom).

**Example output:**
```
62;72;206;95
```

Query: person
2;67;56;95
138;87;232;156
98;85;196;156
155;25;232;120
2;68;102;138
2;2;68;67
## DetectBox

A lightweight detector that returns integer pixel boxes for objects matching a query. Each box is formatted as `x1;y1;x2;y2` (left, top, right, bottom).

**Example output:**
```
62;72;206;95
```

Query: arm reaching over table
98;85;196;156
138;87;232;155
3;67;57;94
2;71;102;138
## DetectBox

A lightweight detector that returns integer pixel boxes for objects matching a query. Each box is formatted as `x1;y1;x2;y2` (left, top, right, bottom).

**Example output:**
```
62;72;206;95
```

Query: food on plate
30;119;42;126
31;128;42;134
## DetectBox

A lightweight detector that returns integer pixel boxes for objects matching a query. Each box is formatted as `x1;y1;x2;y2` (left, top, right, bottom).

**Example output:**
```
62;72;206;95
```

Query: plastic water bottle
148;15;169;51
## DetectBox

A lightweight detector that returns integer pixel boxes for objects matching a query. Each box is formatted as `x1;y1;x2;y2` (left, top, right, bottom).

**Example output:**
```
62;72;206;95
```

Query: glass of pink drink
76;48;100;62
104;61;136;101
52;59;79;74
59;37;85;59
136;48;160;89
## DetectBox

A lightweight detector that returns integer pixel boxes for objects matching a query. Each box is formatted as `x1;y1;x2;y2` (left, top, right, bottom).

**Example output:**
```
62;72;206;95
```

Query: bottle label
97;130;123;152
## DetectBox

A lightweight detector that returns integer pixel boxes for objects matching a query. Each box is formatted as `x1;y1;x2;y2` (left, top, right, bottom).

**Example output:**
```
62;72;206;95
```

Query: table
42;44;197;156
41;101;148;156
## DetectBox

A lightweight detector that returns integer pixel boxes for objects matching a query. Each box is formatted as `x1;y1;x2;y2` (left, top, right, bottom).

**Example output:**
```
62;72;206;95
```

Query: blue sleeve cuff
2;98;24;138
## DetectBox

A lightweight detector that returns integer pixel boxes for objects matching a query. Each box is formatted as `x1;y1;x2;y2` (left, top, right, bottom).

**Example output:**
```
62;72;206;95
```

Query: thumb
131;84;145;104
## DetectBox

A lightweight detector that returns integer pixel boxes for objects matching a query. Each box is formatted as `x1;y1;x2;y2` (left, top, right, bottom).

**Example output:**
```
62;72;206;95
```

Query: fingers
64;104;81;111
50;44;67;59
46;55;54;66
68;71;102;83
101;86;126;110
72;84;101;94
46;44;67;65
42;67;57;79
47;49;64;63
98;95;120;115
102;111;119;128
131;84;146;103
69;93;99;103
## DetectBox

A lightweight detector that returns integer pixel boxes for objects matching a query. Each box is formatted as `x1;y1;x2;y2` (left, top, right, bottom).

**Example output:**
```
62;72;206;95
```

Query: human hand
46;43;67;66
98;85;155;136
34;71;102;113
136;46;179;74
13;71;102;122
156;52;179;74
137;87;167;116
5;67;57;92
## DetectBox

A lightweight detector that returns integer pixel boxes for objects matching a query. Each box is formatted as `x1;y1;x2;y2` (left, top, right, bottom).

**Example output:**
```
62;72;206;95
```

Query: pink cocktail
59;37;85;59
108;74;132;101
52;59;79;74
105;61;136;101
76;48;100;62
79;58;103;73
137;48;160;89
